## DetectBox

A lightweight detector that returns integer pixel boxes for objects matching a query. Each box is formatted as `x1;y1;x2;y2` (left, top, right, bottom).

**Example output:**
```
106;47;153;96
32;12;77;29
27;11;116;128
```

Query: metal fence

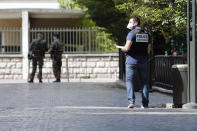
119;49;126;81
0;28;22;54
0;27;117;55
118;50;153;90
154;55;187;90
118;52;187;90
30;27;117;54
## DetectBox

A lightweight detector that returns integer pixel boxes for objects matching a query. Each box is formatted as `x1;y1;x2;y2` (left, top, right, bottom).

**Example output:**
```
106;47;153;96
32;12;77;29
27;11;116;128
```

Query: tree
58;0;119;52
114;0;187;54
72;0;128;45
58;0;79;9
59;0;187;55
115;0;187;39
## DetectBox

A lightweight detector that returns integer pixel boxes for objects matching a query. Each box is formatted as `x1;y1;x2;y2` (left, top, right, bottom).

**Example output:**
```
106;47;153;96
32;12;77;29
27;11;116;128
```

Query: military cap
53;33;60;38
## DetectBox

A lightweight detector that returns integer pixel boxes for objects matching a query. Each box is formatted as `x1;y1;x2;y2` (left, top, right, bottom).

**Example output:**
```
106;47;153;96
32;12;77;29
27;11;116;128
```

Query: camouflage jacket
29;39;48;57
48;40;64;58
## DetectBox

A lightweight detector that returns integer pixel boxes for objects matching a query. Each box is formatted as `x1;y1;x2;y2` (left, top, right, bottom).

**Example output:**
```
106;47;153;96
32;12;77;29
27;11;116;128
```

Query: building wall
0;0;59;9
30;18;83;28
0;19;21;27
0;55;23;79
0;54;119;81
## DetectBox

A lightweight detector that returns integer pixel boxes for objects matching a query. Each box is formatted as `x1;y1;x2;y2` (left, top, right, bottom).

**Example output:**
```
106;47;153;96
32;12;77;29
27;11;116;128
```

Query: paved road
0;82;196;131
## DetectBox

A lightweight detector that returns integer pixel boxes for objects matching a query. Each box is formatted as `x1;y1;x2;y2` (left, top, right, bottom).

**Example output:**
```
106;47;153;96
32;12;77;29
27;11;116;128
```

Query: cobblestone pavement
0;82;196;131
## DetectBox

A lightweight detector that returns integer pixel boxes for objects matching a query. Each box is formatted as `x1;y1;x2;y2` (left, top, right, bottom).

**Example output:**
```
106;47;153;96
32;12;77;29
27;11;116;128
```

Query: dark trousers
30;57;44;81
52;58;62;80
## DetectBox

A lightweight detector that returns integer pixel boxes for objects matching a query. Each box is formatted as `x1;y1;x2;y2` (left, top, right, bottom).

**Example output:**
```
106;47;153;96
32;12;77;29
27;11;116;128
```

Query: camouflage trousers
30;57;44;81
52;58;62;80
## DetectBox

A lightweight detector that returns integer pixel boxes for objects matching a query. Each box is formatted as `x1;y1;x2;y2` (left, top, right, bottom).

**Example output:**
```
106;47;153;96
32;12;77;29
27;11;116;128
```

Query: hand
28;53;33;60
50;54;53;59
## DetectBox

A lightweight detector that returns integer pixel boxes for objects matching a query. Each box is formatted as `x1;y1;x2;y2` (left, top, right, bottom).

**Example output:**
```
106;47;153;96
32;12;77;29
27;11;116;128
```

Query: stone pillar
22;11;29;80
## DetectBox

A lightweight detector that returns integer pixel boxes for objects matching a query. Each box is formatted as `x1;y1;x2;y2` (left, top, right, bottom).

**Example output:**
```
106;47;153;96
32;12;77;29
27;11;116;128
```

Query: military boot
53;79;60;83
28;79;33;83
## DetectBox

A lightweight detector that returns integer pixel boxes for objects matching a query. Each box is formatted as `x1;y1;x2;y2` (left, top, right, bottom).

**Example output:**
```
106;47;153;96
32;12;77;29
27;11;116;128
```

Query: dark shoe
53;79;61;83
39;80;43;83
28;80;33;83
141;105;149;109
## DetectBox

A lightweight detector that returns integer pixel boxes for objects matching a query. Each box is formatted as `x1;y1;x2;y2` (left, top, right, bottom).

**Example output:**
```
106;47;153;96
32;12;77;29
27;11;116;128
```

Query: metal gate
30;27;118;54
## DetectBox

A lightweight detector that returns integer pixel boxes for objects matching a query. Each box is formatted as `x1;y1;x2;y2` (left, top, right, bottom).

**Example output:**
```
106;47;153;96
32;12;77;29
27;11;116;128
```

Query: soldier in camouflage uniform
28;32;47;83
49;33;64;82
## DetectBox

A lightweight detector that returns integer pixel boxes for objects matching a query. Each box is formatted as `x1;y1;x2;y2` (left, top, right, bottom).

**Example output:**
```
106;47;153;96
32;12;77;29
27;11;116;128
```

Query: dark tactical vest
127;28;149;57
51;40;64;58
32;39;47;57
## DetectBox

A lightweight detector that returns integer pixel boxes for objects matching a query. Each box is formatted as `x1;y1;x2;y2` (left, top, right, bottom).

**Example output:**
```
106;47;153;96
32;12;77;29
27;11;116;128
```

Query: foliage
95;30;118;52
58;0;80;9
72;0;128;45
58;0;120;52
59;0;188;54
114;0;187;54
114;0;187;40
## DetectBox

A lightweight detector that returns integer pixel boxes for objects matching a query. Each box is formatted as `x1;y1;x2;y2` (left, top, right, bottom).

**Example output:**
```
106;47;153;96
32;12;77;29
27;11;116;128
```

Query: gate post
22;11;29;80
183;0;197;109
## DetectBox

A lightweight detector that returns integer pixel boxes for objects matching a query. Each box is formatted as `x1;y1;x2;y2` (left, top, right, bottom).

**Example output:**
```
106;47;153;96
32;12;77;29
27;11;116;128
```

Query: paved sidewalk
0;78;118;84
0;82;196;131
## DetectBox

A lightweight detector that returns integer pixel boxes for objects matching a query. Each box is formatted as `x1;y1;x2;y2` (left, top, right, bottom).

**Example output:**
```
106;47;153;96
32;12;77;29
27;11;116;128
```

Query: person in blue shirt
122;17;151;108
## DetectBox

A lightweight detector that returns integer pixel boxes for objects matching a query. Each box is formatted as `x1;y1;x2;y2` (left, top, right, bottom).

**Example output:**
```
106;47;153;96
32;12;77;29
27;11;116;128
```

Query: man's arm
29;40;35;54
28;41;35;60
122;40;133;52
148;43;151;54
45;43;48;52
42;40;48;52
48;43;55;54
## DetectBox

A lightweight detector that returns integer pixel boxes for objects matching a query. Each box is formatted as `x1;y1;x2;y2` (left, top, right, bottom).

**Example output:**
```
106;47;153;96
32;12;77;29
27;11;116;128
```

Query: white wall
0;0;59;9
